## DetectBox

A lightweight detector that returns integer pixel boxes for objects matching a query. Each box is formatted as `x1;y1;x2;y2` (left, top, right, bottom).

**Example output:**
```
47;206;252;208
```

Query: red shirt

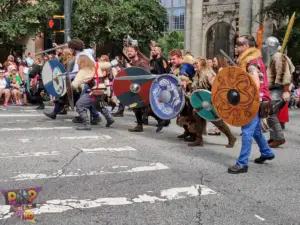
247;58;271;102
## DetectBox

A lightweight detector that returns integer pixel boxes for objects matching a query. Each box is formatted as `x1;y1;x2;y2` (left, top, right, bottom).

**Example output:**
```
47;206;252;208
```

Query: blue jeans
81;84;99;119
237;114;274;167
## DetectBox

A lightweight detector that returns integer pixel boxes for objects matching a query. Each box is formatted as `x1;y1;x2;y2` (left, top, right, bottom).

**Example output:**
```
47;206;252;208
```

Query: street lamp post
64;0;72;42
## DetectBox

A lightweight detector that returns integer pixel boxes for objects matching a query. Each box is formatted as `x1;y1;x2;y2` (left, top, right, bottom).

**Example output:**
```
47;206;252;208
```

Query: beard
151;54;158;59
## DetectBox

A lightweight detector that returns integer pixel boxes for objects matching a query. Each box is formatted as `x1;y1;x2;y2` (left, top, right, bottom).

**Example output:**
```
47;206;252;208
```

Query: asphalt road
0;104;300;225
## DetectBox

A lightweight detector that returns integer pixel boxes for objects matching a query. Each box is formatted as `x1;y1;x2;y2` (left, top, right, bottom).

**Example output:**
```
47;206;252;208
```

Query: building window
162;0;171;8
173;0;185;7
172;8;185;30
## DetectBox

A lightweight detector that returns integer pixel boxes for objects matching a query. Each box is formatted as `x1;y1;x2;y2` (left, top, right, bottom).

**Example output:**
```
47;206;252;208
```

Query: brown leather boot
269;139;285;148
128;124;143;132
184;133;196;142
212;120;236;148
188;134;203;147
177;126;190;139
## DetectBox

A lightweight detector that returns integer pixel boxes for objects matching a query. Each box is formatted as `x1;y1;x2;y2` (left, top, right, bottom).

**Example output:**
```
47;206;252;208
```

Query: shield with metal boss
190;89;220;121
150;74;185;120
211;66;260;127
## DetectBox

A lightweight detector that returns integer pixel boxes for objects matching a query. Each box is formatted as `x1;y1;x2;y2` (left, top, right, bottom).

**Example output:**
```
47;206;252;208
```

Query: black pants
134;106;162;125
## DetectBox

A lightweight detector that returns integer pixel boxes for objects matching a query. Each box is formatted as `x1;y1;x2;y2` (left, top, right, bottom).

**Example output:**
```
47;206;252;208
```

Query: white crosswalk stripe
0;146;136;159
0;163;169;182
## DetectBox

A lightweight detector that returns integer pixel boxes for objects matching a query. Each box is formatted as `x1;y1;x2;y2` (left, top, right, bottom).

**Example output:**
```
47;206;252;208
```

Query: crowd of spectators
0;49;63;107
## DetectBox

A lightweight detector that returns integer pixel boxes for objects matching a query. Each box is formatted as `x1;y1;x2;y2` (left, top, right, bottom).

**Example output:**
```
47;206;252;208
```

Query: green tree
264;0;300;63
0;0;60;49
157;30;184;58
71;0;167;49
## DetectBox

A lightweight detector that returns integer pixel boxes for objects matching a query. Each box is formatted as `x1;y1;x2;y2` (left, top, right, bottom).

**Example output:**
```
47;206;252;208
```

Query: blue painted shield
190;89;220;121
42;60;67;97
150;74;185;120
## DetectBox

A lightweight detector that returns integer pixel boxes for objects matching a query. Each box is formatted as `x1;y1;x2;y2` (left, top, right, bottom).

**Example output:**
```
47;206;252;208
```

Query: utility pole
64;0;72;43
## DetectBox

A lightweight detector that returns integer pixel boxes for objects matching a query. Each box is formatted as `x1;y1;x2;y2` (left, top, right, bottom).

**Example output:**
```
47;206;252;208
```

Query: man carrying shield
263;36;295;148
126;45;166;133
228;35;275;174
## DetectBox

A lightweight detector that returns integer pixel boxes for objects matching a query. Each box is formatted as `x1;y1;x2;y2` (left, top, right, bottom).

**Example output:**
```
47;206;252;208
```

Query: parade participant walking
169;49;195;139
150;46;170;75
73;55;114;130
190;58;236;147
146;46;171;130
228;35;275;174
264;36;294;147
44;39;100;124
126;45;164;132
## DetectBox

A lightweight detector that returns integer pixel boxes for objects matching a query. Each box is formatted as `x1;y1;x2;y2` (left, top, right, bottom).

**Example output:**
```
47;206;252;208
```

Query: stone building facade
184;0;276;58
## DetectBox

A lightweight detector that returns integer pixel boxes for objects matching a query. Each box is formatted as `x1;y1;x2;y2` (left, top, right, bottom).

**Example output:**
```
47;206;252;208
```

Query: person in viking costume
228;35;275;174
189;57;237;147
72;54;115;130
262;36;295;148
125;45;166;133
44;39;101;125
169;49;196;140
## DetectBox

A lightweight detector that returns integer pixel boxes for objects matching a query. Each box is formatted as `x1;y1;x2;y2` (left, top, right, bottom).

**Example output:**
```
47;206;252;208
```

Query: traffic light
48;16;64;32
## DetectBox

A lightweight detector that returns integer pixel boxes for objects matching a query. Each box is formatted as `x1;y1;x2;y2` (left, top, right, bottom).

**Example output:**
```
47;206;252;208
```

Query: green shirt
9;74;22;85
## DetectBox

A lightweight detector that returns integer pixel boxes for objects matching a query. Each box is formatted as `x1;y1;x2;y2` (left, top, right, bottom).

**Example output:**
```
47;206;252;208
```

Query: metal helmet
262;36;281;65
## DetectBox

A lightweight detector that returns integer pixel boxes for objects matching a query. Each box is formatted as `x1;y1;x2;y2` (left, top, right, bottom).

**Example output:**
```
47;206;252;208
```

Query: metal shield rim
211;66;260;127
190;89;220;121
42;60;67;97
150;74;186;120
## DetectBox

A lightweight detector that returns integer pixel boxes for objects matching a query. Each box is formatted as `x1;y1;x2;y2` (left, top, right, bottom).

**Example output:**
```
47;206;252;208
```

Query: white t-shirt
0;78;7;89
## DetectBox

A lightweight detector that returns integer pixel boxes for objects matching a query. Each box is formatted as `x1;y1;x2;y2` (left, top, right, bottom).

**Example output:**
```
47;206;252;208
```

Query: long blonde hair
77;55;95;71
62;48;75;68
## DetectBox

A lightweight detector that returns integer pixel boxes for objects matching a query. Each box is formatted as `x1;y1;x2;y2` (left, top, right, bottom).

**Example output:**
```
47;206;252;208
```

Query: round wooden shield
190;89;220;121
150;74;185;120
42;60;67;97
211;66;260;127
113;67;154;108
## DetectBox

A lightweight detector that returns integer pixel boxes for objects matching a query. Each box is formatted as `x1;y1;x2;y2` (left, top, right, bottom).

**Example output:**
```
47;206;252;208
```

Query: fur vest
192;69;215;91
267;52;295;86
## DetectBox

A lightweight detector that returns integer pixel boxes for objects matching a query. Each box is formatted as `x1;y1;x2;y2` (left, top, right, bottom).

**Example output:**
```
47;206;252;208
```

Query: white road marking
0;113;44;117
0;184;216;219
4;163;169;182
21;109;37;112
82;146;136;152
18;135;112;142
60;135;112;140
0;151;60;159
0;146;135;159
0;127;72;131
255;215;266;221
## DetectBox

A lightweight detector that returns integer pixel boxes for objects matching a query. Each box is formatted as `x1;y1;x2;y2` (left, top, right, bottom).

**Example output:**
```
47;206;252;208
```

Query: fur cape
192;70;214;90
267;52;295;86
176;115;207;134
237;47;261;71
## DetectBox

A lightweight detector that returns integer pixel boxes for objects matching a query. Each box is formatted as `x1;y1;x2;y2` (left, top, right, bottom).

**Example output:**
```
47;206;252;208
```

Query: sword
280;12;296;53
220;50;237;66
114;74;160;80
